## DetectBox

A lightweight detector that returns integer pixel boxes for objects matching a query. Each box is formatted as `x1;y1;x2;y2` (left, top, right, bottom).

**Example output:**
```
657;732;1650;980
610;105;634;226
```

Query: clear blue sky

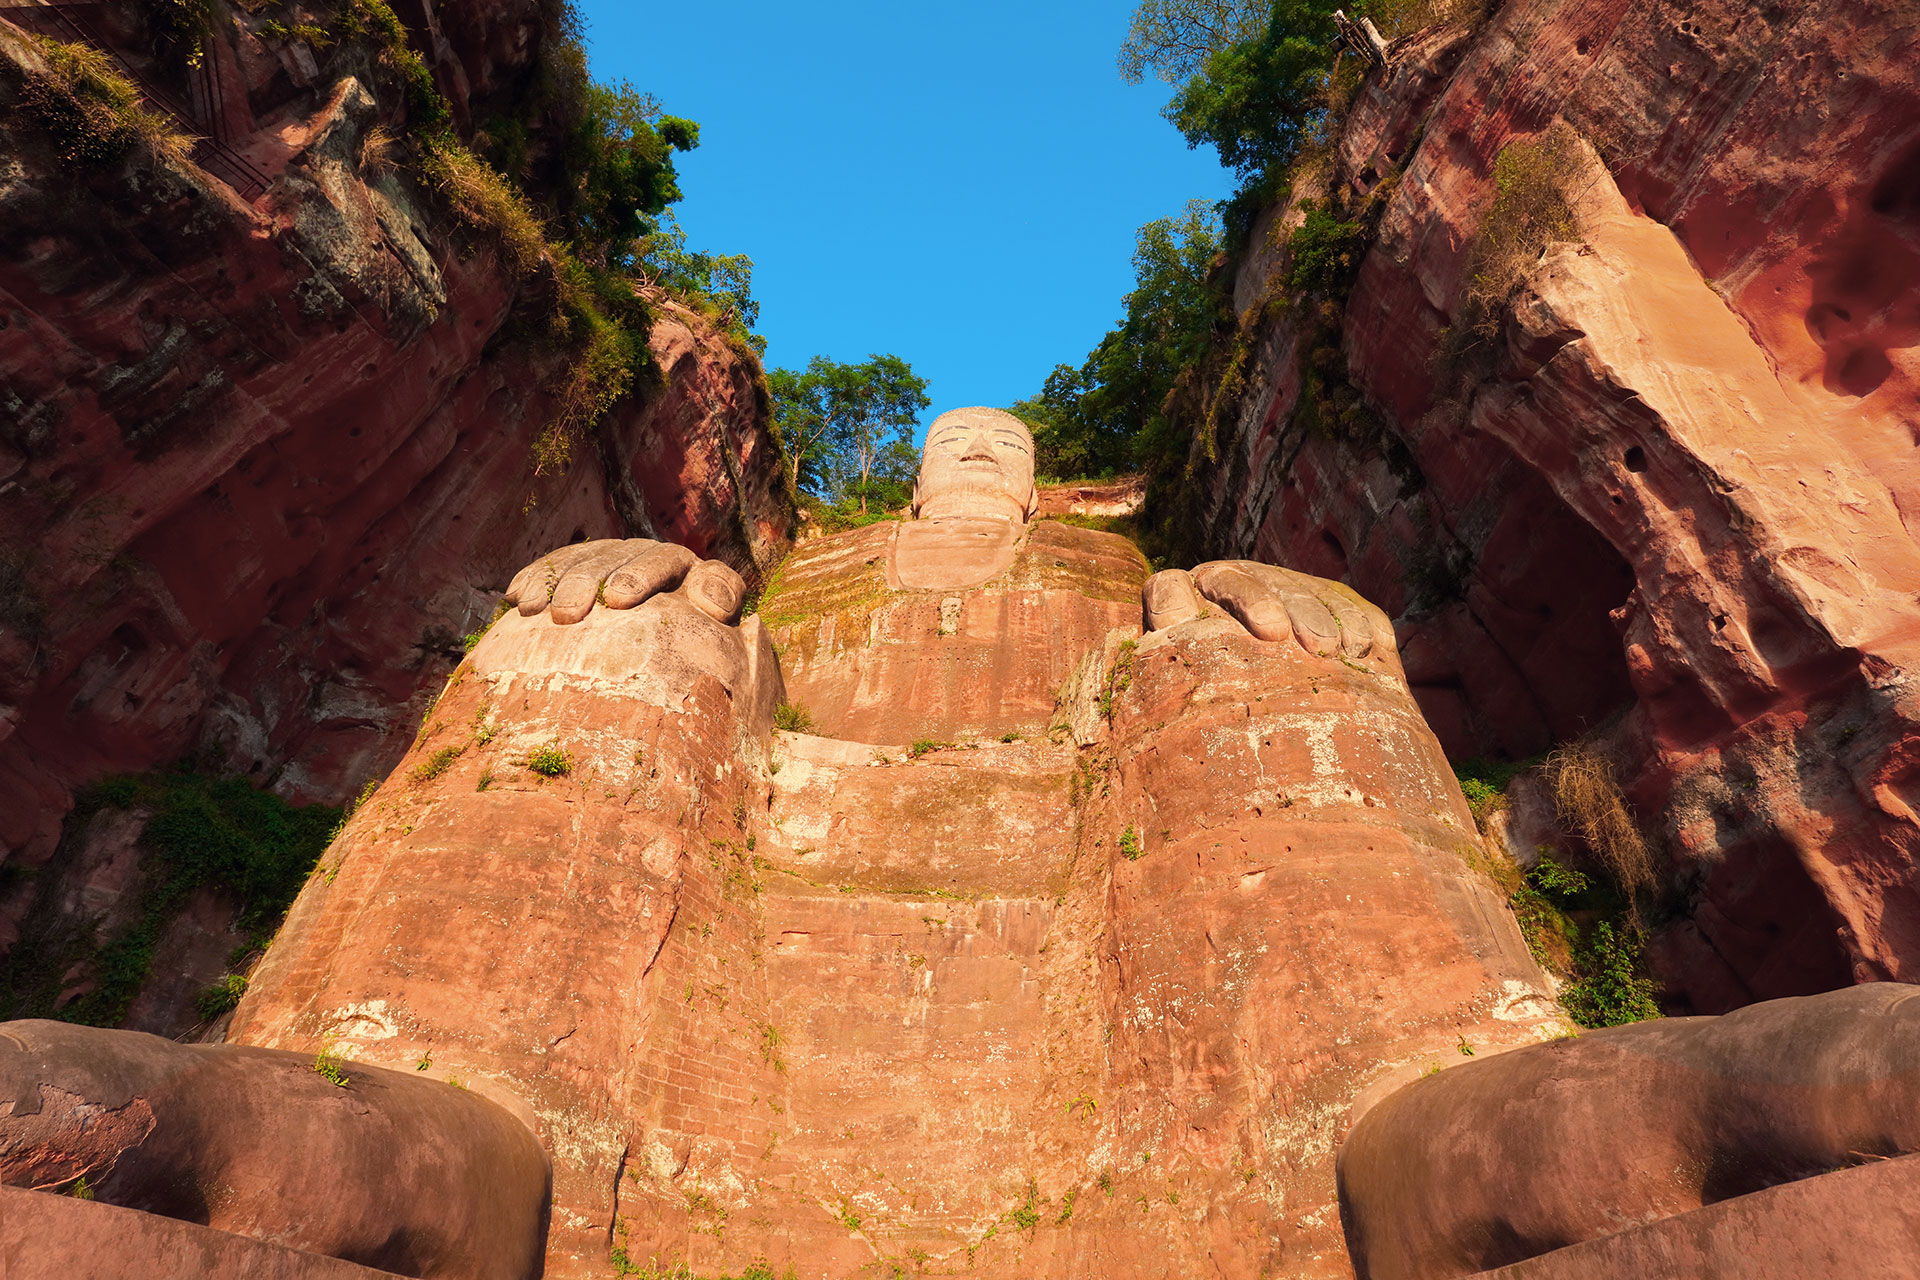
575;0;1232;425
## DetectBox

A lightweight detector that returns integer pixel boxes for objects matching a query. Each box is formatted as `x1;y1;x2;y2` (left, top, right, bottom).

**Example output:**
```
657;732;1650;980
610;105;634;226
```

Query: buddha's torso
767;518;1148;743
231;513;1553;1279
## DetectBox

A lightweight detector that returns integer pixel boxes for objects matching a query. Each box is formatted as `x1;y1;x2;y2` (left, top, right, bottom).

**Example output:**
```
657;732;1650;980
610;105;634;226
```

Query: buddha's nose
960;431;995;463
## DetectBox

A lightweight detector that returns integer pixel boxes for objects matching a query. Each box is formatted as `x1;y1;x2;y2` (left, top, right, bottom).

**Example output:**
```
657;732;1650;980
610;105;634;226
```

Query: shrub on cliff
1561;922;1662;1027
634;210;763;354
1458;123;1587;331
1546;742;1654;901
144;0;220;67
15;34;192;166
1467;749;1664;1028
0;773;339;1028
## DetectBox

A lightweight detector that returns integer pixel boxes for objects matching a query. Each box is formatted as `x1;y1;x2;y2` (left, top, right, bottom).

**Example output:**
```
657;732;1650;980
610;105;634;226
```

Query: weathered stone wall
1189;0;1920;1010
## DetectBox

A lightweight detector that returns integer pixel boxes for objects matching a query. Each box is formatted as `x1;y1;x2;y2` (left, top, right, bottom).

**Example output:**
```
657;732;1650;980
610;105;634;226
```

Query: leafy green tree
767;364;833;494
496;74;697;270
1010;200;1225;479
1118;0;1269;85
1166;0;1347;180
568;81;698;262
769;355;931;511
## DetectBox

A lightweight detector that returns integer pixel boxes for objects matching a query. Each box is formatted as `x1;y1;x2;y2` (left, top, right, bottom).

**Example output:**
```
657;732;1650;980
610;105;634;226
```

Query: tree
1009;201;1226;479
1166;0;1346;180
547;78;700;268
1162;0;1441;185
634;210;764;352
1118;0;1269;86
768;355;931;511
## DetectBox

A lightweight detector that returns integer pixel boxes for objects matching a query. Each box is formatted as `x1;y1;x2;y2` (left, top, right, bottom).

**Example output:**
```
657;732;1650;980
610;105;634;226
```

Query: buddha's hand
1143;560;1391;660
484;538;778;715
501;538;744;625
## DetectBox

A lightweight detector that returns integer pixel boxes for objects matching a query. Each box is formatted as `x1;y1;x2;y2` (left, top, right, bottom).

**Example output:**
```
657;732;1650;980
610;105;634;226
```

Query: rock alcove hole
1624;446;1648;473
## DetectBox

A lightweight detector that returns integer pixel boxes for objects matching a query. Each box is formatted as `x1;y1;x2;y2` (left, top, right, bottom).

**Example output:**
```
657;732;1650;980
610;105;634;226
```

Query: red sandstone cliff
1186;0;1920;1012
0;3;793;891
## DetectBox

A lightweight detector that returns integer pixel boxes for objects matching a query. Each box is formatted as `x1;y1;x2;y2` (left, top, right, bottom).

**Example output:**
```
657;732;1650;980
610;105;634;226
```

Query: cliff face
1190;0;1920;1011
0;6;793;887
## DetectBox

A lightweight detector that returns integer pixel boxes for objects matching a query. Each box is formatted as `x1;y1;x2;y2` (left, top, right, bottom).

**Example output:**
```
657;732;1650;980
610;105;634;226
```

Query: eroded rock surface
1189;0;1920;1010
0;4;792;1033
0;7;791;879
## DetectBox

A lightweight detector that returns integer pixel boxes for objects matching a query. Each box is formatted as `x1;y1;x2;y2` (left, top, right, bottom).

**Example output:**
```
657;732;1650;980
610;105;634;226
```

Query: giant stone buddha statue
7;410;1899;1280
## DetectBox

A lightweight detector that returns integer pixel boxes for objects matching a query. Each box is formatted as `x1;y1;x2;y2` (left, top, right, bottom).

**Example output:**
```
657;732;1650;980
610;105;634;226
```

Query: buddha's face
912;408;1037;522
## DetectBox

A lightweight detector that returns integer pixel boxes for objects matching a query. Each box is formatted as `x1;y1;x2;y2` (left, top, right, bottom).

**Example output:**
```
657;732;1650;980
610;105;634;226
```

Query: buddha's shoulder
756;519;897;627
1007;520;1151;602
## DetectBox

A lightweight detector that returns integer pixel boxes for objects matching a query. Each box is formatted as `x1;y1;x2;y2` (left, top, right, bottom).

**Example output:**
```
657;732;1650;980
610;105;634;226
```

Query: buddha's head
911;407;1038;523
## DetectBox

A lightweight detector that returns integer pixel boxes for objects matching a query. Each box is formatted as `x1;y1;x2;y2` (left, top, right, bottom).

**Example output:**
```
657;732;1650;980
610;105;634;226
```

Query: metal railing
0;1;271;198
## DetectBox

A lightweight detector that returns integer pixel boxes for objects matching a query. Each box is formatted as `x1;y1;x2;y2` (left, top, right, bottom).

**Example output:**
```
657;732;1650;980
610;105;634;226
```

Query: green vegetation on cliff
22;0;770;485
0;773;339;1028
1459;746;1664;1028
14;33;192;166
1012;0;1487;558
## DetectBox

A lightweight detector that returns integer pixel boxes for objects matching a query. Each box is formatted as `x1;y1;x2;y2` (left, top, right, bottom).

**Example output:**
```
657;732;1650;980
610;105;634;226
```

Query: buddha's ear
910;477;921;518
1025;486;1039;520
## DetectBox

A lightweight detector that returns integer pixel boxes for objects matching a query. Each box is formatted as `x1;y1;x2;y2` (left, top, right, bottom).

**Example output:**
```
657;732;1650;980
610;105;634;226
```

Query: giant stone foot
1337;983;1920;1279
0;1019;549;1279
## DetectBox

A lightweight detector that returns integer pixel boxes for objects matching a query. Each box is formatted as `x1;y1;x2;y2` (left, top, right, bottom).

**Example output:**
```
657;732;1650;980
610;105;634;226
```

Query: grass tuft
412;743;464;784
524;740;573;778
18;36;194;167
312;1039;350;1087
418;139;547;277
